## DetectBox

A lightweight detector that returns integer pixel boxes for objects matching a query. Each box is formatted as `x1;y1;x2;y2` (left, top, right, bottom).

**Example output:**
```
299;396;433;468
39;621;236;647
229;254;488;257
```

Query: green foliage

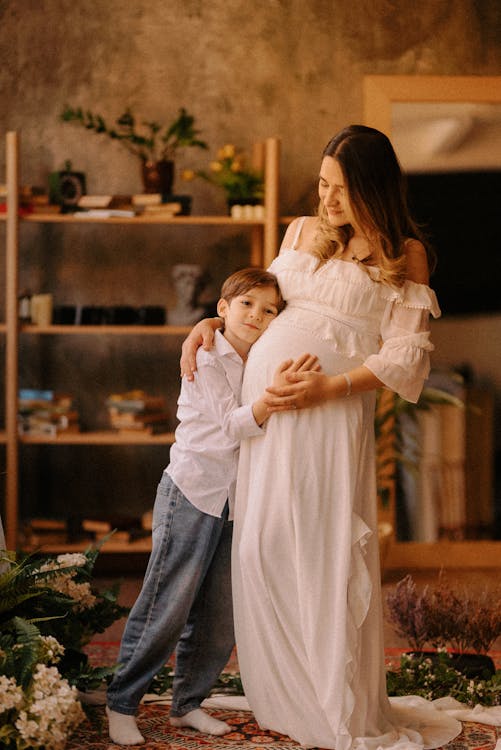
60;105;208;162
183;144;264;201
0;543;129;691
387;652;501;706
375;383;464;507
148;666;243;697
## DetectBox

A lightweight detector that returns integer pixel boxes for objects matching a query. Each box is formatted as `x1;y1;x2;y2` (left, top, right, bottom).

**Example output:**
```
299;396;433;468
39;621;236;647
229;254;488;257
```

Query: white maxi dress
231;219;472;750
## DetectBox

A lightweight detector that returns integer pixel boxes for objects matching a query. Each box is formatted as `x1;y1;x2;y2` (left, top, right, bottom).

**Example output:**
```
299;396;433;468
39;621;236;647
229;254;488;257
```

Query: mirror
364;76;501;567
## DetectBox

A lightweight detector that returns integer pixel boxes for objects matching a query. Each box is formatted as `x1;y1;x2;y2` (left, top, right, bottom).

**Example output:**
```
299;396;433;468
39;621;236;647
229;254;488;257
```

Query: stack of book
106;390;170;435
74;194;183;218
21;517;69;547
0;185;59;215
131;193;182;217
18;389;80;436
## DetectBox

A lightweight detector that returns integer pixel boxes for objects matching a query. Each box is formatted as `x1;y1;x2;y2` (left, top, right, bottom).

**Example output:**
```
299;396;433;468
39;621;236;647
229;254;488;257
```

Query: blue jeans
107;473;234;716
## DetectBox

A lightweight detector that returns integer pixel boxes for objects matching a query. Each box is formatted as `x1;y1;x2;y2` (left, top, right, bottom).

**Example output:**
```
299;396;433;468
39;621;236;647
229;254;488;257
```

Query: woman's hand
180;318;222;380
271;354;321;390
265;370;335;411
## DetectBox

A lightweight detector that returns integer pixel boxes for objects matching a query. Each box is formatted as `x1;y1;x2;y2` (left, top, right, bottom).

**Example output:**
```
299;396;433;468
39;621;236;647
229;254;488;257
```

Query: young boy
107;268;317;745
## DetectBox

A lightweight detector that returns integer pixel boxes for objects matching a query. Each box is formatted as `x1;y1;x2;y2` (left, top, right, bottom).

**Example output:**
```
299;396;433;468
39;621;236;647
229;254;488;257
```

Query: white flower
39;635;65;664
15;664;84;749
0;674;23;712
56;553;87;568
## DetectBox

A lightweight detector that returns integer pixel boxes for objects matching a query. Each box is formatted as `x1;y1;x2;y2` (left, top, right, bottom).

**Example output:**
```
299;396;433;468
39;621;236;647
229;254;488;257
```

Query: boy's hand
271;354;321;389
180;318;222;380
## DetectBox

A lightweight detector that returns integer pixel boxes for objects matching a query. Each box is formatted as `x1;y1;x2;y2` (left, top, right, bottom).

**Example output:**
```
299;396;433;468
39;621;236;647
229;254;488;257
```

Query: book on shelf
18;389;79;435
116;422;170;435
21;517;69;547
140;202;182;216
109;410;171;429
131;193;164;206
106;391;167;413
79;208;136;218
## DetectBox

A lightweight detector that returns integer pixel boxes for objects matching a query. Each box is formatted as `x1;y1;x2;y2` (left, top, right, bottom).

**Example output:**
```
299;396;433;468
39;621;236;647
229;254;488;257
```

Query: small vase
226;197;261;216
141;159;174;194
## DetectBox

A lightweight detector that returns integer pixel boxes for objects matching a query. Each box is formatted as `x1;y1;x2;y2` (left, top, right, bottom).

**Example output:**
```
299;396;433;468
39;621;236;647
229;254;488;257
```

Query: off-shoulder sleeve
363;281;441;403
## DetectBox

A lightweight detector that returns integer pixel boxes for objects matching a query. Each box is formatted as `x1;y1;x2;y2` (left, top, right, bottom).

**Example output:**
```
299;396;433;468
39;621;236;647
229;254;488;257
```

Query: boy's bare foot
170;707;231;735
106;706;145;745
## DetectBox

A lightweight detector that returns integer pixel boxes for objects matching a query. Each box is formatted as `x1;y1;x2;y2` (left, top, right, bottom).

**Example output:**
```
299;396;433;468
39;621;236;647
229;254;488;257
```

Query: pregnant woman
181;125;471;749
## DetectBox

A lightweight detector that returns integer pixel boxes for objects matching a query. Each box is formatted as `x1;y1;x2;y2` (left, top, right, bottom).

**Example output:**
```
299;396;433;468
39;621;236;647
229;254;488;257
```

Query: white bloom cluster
55;553;87;568
37;555;97;611
39;635;65;664
14;664;85;749
0;674;23;712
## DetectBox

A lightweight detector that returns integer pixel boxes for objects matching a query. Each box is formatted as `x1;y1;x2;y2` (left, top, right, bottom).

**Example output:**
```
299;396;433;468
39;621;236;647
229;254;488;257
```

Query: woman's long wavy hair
314;125;435;287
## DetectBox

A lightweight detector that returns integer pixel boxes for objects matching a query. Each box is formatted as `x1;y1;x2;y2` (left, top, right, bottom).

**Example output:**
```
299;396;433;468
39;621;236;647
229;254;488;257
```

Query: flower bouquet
0;541;129;748
183;144;264;206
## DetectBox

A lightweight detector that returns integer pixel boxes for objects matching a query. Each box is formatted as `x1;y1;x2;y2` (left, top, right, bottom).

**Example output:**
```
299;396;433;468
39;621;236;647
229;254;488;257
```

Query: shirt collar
214;329;244;363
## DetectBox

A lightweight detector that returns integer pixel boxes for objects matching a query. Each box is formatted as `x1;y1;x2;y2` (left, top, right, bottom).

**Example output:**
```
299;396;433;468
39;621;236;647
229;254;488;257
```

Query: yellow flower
181;169;195;181
210;161;224;173
218;144;235;160
231;160;243;173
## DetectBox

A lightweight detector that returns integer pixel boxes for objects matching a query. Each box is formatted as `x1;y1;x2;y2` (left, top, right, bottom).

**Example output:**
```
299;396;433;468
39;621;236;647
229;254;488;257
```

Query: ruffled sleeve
363;280;441;403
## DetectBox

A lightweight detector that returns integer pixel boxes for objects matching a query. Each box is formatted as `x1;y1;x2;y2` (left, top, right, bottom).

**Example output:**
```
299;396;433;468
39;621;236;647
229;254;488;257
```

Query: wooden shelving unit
3;132;281;552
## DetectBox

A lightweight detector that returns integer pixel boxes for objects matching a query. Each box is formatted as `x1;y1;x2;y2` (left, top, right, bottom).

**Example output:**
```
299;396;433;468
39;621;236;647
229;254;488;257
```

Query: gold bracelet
342;372;352;397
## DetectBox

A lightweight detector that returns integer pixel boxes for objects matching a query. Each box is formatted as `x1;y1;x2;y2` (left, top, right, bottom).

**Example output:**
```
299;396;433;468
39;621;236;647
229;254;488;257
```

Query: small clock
49;162;86;212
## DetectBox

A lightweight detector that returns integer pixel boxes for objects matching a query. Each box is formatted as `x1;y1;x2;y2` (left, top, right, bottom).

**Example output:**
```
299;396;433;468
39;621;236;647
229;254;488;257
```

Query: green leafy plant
375;383;464;508
0;612;85;749
60;105;208;162
149;665;243;698
386;651;500;706
0;541;129;691
183;143;264;201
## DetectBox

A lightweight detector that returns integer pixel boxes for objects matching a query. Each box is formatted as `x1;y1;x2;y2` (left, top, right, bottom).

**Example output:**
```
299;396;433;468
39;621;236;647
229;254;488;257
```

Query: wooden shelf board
0;431;7;443
385;541;501;569
22;538;152;554
0;323;7;334
22;213;264;226
21;324;191;335
20;430;175;445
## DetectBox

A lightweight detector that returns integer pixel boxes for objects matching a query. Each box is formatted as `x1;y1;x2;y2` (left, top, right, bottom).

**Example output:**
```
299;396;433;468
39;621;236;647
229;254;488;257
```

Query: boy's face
217;285;280;358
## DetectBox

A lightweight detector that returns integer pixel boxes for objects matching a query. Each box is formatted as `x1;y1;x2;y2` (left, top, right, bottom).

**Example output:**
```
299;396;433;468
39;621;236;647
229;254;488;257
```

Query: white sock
106;706;145;745
170;707;231;735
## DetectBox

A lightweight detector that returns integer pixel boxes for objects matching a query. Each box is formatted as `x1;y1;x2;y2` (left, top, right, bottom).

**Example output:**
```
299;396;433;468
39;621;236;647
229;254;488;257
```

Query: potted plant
374;382;464;568
385;572;501;678
182;143;264;211
60;105;208;194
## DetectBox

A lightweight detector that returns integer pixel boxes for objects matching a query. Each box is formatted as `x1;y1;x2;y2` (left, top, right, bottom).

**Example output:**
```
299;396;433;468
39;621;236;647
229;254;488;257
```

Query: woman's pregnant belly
242;310;365;403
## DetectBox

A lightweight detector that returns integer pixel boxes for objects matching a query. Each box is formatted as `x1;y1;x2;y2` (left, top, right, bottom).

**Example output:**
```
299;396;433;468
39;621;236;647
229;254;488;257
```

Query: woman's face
318;156;356;229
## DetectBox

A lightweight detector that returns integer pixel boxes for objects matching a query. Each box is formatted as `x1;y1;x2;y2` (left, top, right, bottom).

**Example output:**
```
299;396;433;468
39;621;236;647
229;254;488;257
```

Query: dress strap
290;216;307;251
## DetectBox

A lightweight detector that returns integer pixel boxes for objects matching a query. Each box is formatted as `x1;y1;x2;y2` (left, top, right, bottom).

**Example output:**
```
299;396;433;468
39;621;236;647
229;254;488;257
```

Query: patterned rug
76;643;500;749
67;704;501;750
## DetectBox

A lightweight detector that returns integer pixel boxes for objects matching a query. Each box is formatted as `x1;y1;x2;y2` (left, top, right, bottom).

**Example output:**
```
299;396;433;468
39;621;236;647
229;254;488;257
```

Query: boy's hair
220;267;285;312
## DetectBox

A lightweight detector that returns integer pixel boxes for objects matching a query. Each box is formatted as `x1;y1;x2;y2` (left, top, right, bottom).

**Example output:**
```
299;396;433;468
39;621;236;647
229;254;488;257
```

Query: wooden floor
94;566;501;653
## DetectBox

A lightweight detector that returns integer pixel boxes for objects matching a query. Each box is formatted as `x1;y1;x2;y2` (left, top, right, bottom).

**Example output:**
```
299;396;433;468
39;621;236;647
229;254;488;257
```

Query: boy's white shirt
166;330;264;519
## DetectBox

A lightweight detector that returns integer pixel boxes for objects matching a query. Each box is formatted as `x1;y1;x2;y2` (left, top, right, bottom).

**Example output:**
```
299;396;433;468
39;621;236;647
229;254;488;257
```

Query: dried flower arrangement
385;573;501;655
384;573;501;705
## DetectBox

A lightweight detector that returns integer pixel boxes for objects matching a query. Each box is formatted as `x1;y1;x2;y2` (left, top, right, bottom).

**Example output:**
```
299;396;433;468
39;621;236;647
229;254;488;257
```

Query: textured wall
1;0;500;523
1;0;500;210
